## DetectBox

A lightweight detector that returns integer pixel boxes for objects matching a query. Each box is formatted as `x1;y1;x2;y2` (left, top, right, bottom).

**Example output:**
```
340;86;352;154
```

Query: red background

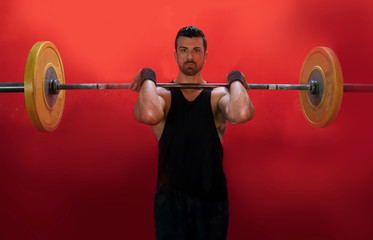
1;0;373;239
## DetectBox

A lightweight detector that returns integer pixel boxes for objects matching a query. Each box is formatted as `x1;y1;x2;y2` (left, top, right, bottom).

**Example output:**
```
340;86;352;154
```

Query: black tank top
157;88;227;199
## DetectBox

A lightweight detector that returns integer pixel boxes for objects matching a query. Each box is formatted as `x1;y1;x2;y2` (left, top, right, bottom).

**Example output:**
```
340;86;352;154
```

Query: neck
175;71;206;84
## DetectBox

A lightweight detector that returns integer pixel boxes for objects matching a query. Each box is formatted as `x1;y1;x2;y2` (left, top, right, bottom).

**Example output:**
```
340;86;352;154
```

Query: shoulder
211;87;229;115
157;87;171;101
211;86;229;103
156;87;172;115
152;88;171;140
212;86;229;95
157;86;171;95
210;87;228;138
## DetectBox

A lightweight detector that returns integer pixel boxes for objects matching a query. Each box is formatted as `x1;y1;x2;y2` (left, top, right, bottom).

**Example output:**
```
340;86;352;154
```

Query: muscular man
130;26;254;240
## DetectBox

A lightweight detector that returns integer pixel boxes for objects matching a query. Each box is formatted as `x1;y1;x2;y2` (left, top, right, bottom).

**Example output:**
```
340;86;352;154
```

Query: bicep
158;95;166;113
156;87;172;121
217;92;230;119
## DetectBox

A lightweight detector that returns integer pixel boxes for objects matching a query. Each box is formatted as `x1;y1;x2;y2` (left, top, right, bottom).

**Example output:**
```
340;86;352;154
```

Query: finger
241;74;249;89
134;82;141;92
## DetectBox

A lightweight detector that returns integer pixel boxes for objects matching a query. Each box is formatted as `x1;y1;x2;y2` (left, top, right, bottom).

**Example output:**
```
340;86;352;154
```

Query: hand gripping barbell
0;41;372;132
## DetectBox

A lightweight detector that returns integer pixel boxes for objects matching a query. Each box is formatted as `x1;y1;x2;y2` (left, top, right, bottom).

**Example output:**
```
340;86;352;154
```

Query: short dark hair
175;26;207;52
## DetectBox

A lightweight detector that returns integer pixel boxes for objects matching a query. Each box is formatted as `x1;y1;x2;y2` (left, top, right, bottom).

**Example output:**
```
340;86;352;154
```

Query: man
130;26;254;240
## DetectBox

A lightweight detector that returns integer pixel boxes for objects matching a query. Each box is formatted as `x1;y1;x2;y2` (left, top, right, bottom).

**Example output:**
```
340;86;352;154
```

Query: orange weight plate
24;41;65;132
299;47;343;128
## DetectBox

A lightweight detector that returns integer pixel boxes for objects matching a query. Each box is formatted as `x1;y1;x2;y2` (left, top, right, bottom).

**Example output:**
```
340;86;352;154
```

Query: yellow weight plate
299;47;343;128
24;41;65;132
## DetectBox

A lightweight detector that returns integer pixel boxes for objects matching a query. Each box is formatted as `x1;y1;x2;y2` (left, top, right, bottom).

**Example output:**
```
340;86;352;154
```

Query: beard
179;61;203;76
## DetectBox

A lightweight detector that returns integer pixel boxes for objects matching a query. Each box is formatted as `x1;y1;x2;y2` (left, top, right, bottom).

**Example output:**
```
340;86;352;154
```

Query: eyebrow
178;46;202;50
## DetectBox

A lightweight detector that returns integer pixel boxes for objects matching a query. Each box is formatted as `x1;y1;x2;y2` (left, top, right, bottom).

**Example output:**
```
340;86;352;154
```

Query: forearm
133;80;164;125
226;81;254;123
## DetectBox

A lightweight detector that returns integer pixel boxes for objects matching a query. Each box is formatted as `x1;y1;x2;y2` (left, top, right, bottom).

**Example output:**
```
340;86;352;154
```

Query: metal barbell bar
0;81;315;93
0;82;25;92
1;81;373;93
1;41;373;132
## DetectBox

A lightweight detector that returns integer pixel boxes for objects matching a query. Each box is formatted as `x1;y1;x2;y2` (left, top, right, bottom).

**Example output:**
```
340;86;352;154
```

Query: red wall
1;0;373;239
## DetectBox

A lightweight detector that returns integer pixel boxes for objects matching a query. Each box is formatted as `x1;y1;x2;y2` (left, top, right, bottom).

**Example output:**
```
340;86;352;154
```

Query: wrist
226;70;244;88
140;68;156;86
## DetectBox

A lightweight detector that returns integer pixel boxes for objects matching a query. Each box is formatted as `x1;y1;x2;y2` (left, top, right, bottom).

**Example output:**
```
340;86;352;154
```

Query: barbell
0;41;372;132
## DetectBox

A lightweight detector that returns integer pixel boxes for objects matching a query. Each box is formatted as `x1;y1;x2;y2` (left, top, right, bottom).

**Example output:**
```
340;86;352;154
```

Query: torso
152;86;229;141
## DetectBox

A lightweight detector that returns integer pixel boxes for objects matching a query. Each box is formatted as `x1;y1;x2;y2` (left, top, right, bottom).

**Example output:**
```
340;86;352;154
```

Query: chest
152;88;226;141
180;89;203;102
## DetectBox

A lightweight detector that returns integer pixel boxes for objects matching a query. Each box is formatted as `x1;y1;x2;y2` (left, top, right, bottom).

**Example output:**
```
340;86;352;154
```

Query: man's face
174;36;207;76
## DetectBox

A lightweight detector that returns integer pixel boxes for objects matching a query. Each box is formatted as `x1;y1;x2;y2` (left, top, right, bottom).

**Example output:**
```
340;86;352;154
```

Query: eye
180;48;186;53
194;48;201;53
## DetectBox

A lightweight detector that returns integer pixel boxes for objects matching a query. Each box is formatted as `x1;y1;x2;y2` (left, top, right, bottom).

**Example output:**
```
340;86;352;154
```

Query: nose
187;50;193;60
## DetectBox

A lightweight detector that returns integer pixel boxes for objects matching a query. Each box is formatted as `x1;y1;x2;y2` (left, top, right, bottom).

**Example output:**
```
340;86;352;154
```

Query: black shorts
154;189;229;240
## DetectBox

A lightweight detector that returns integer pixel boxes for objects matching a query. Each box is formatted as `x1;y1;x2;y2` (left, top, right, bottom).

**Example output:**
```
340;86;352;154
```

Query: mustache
184;61;196;65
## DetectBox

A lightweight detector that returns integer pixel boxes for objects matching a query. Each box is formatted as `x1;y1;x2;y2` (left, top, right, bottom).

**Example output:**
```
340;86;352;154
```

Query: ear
204;51;208;61
174;50;177;61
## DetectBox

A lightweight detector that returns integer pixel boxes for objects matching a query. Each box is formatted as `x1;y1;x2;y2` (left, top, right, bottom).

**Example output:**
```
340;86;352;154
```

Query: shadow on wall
291;0;373;83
